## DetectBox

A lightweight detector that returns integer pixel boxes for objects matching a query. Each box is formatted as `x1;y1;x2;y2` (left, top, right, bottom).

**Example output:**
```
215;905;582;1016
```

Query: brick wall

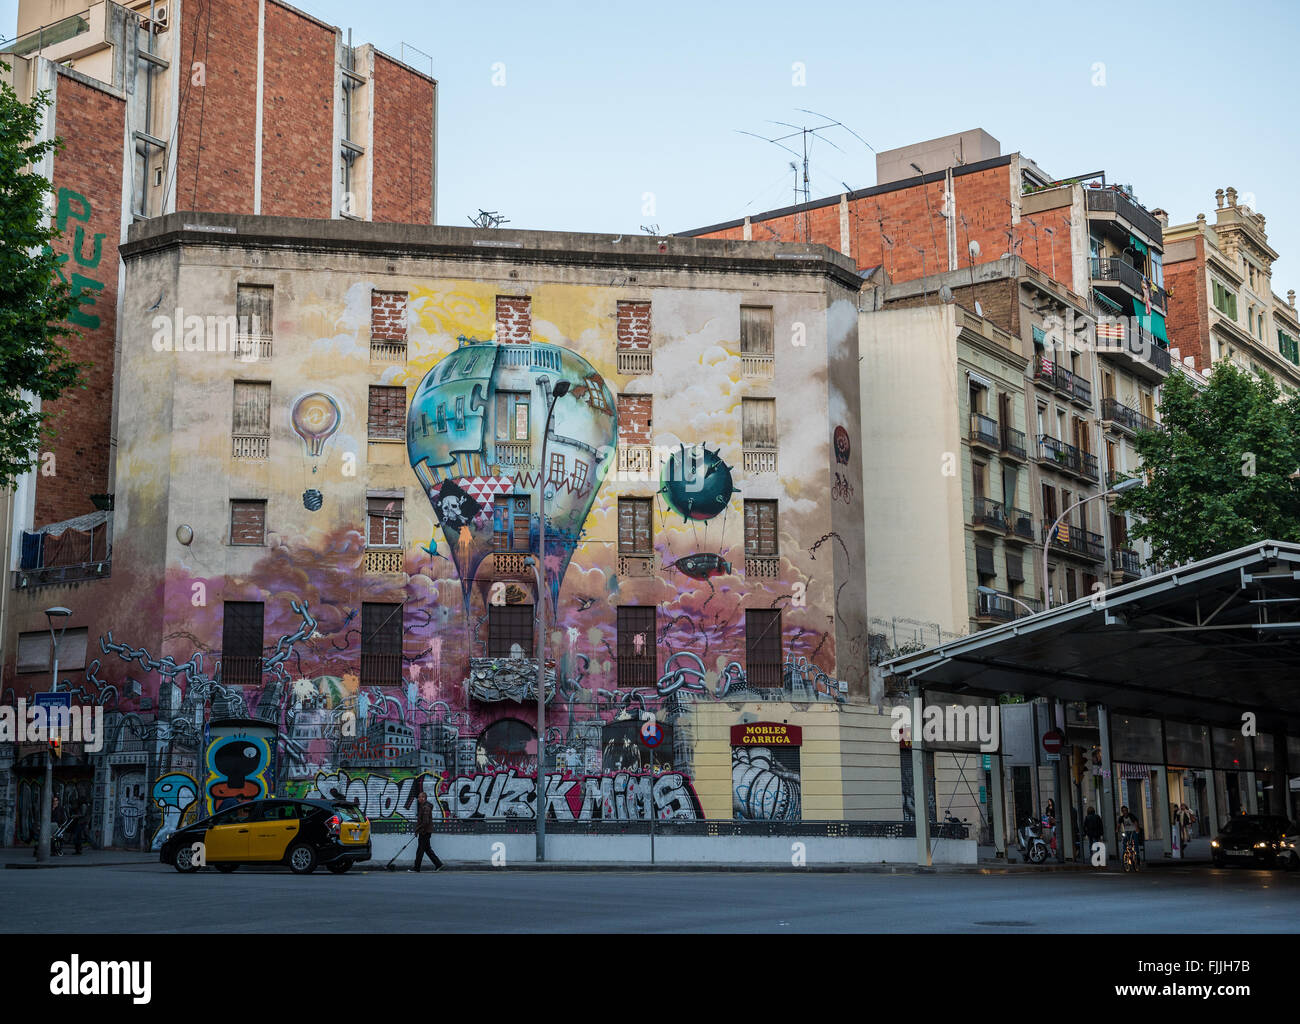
370;53;435;224
1019;206;1075;287
371;290;409;340
883;280;1019;337
175;0;260;214
495;296;531;344
617;395;652;444
1164;237;1210;371
37;74;125;527
616;301;652;349
259;1;334;219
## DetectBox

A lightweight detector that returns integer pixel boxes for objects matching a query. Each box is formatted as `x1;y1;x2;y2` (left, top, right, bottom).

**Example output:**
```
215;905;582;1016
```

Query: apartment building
1163;187;1300;390
1;214;905;846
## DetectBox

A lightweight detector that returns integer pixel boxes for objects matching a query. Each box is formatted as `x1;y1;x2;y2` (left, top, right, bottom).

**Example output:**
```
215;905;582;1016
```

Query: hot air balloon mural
660;443;737;581
407;339;617;608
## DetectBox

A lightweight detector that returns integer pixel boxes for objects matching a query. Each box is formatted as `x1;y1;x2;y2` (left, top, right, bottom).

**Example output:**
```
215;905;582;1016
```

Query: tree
1117;362;1300;564
0;60;86;489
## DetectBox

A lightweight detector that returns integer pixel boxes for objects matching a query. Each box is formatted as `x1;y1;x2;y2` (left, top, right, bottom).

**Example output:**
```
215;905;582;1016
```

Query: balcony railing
360;652;404;687
1037;435;1099;480
1006;507;1035;542
743;448;778;474
495;441;532;467
232;433;270;459
1043;521;1106;562
745;554;781;578
969;413;999;448
1101;397;1157;435
364;548;404;573
234;336;273;362
617;444;656;476
370;341;408;362
742;353;775;378
1001;426;1028;461
976;590;1042;622
971;497;1007;531
221;655;263;687
1089;257;1168;310
1111;548;1142;578
13;515;112;589
617;349;653;375
617;553;655;577
1064;368;1092;406
1084;187;1162;249
1094;324;1172;376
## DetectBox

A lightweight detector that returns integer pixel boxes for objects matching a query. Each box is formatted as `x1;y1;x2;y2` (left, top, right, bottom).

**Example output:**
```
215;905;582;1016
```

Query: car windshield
332;803;366;822
1220;817;1272;834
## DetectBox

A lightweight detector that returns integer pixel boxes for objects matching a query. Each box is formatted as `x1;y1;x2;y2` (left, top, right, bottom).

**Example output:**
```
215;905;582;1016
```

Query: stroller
33;817;75;858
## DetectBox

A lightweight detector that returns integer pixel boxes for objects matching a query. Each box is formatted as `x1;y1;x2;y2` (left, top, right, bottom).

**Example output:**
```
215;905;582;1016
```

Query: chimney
1150;208;1169;227
1289;290;1296;309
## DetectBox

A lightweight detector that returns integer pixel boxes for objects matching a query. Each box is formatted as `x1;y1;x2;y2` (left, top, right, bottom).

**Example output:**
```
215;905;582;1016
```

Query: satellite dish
975;300;984;316
939;285;954;303
968;240;980;260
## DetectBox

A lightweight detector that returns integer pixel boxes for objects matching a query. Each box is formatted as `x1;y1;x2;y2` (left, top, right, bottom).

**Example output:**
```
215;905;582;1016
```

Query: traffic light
48;736;61;759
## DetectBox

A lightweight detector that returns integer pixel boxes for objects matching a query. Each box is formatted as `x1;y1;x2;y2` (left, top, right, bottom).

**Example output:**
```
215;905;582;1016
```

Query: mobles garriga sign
730;722;802;746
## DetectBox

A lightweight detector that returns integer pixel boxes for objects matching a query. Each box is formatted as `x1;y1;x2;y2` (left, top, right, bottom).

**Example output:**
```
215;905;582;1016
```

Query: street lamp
1042;478;1142;609
36;606;71;863
975;585;1038;618
536;378;570;862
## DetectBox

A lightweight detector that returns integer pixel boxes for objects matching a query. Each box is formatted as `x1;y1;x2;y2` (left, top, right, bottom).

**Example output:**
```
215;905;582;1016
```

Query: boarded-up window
740;306;774;354
742;398;776;448
233;381;271;434
230;500;266;545
237;285;273;337
618;498;653;554
976;544;995;578
16;628;88;674
616;301;652;350
361;602;403;685
488;604;534;657
368;386;406;440
367;496;403;547
617;606;657;686
745;609;782;686
617;394;652;446
221;602;264;685
744;500;778;556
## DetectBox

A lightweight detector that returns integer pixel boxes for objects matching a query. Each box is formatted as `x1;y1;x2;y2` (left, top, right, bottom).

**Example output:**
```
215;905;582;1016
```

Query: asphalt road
4;862;1299;932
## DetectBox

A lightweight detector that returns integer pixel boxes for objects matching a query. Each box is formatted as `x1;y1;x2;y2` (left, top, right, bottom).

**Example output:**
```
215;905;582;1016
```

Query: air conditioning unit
154;5;169;27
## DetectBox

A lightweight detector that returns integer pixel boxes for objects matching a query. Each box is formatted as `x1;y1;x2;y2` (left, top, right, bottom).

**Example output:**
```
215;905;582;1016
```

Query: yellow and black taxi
161;798;371;875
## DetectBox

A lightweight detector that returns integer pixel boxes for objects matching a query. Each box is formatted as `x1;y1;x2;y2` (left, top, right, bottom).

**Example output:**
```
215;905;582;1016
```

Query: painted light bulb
290;393;342;458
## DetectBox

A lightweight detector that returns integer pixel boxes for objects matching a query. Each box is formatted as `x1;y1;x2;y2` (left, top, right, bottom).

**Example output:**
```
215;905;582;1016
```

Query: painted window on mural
368;385;406;440
744;500;778;556
488;604;534;658
229;500;266;546
617;498;653;554
367;496;403;547
616;605;657;686
495;391;530;442
221;601;265;686
745;609;782;687
360;602;403;686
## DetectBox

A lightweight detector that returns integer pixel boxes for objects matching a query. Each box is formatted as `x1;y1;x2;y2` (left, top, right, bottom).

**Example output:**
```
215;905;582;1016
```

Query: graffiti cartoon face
207;736;270;809
151;772;199;851
833;425;851;465
117;770;147;841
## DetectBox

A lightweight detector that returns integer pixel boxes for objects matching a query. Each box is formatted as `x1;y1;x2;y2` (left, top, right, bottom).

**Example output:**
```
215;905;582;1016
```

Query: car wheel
173;844;200;874
215;863;238;873
287;842;317;875
327;860;352;874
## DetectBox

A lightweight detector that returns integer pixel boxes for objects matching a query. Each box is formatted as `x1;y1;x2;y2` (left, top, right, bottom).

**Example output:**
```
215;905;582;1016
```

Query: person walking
409;790;443;873
1082;805;1104;855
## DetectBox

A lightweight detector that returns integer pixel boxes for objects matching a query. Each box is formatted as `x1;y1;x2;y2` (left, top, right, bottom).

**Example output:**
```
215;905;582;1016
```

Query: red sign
730;722;802;747
1041;730;1065;754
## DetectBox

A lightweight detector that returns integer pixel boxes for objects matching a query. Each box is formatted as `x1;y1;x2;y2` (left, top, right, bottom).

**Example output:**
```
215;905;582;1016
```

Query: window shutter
976;545;995;577
745;500;777;556
742;398;776;447
1006;554;1024;583
230;501;266;545
745;609;782;685
618;499;651;553
740;306;774;355
233;381;271;434
18;632;52;673
237;285;273;337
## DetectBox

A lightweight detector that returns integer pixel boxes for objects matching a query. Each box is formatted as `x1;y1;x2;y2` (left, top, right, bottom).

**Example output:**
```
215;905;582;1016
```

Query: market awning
883;542;1300;735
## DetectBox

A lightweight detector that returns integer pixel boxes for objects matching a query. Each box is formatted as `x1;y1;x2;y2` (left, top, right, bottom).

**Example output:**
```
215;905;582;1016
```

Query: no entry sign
1041;729;1065;755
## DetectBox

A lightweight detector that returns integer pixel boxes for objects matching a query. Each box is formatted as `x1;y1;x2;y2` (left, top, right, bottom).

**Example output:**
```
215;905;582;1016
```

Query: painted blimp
407;339;617;608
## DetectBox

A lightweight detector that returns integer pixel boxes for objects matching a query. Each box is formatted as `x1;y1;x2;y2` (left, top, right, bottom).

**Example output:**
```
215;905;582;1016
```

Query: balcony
617;553;655;578
370;341;407;363
743;448;778;474
976;590;1042;623
12;512;112;589
1000;426;1028;462
494;441;532;467
364;548;404;573
617;349;653;375
745;554;781;578
1043;521;1106;562
1037;435;1099;481
1089;257;1168;311
971;497;1007;534
617;444;656;476
232;433;270;459
1032;356;1089;403
1101;397;1157;437
969;413;999;450
1094;323;1172;379
1004;507;1035;544
490;551;533;576
742;353;775;379
220;655;263;687
234;335;273;362
1084;187;1162;249
1111;548;1142;580
1064;368;1092;407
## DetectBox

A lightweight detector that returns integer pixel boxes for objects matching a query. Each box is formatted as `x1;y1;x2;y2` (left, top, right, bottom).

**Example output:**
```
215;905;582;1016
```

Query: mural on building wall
732;747;801;821
1;284;866;843
113;769;148;847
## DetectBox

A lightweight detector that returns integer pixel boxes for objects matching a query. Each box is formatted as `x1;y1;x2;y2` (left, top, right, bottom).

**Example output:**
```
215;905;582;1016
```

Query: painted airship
673;553;732;579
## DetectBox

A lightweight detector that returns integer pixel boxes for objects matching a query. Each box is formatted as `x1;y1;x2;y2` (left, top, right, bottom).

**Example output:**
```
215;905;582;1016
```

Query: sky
6;0;1299;285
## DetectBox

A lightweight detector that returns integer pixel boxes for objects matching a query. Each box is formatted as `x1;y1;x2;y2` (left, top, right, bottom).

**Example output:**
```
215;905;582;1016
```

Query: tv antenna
469;210;510;228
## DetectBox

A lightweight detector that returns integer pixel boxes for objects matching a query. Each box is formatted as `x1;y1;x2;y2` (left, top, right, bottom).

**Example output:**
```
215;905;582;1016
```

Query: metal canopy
884;542;1300;734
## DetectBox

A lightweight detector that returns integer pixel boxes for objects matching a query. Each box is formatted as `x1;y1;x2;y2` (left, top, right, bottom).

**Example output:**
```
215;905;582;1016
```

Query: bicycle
831;473;854;504
1121;829;1140;872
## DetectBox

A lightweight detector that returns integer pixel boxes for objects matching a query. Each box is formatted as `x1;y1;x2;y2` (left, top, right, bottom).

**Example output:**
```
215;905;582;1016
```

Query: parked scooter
1016;816;1051;864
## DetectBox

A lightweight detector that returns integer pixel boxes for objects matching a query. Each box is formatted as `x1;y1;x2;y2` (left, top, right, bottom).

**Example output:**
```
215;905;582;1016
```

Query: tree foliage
1117;362;1300;564
0;60;86;489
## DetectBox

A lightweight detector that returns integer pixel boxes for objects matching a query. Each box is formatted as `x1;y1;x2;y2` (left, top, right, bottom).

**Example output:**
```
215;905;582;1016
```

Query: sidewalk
2;846;156;870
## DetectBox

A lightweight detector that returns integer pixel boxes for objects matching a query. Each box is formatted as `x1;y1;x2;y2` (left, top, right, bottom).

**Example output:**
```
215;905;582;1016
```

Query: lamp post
37;606;71;862
975;585;1037;618
1042;478;1142;609
536;378;570;862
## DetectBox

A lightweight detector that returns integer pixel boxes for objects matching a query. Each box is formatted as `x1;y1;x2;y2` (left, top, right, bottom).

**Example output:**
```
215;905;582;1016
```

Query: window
370;290;408;342
232;381;271;459
972;461;987;500
488;604;534;657
740;306;774;354
230;500;266;546
368;385;406;440
236;284;273;360
618;498;653;554
742;398;777;448
361;602;403;685
221;601;264;685
493;494;532;552
1006;553;1025;586
744;500;778;556
496;295;532;344
367;496;403;547
1041;483;1057;522
617;606;657;686
1065;570;1078;604
975;544;995;580
617;301;652;350
16;628;89;674
617;394;652;446
495;391;530;442
1278;330;1300;365
745;609;782;687
1212;280;1238;319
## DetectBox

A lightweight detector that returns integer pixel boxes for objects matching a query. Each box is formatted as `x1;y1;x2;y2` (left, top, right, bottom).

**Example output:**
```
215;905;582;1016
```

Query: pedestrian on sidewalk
1083;805;1103;855
409;790;443;873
